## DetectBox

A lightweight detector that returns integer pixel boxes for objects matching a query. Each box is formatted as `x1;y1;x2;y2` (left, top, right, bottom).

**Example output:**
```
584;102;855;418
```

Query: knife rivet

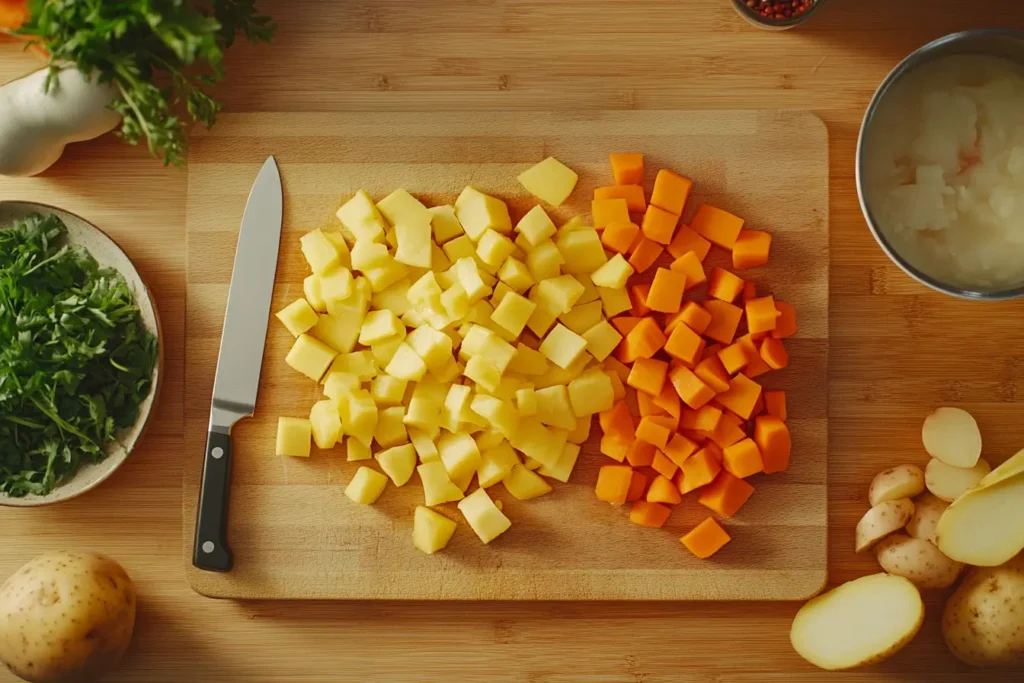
202;541;215;554
212;447;224;459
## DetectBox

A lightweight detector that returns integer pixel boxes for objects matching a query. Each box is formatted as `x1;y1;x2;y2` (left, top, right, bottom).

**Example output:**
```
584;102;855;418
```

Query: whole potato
943;552;1024;668
0;552;136;683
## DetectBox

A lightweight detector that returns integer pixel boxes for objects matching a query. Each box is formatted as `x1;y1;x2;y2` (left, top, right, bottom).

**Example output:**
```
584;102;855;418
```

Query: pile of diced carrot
593;153;795;560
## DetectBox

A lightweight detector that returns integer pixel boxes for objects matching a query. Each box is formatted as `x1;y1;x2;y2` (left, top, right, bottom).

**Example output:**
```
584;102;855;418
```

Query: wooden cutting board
183;110;828;600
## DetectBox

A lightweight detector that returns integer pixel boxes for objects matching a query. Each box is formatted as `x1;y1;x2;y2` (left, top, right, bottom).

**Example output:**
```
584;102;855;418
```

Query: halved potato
936;473;1024;566
922;407;981;469
855;498;914;553
868;464;924;507
925;457;990;502
875;532;962;589
905;492;947;544
791;573;924;670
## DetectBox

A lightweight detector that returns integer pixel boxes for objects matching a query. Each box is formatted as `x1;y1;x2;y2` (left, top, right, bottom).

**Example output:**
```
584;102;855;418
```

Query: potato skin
855;498;914;553
0;551;136;683
905;492;948;544
875;533;962;589
943;553;1024;668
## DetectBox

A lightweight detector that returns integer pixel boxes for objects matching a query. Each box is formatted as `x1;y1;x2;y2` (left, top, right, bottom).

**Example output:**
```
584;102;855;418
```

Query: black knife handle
192;430;234;572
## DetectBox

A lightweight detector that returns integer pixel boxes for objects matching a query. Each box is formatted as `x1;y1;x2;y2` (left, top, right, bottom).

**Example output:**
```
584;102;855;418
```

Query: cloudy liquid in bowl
863;54;1024;291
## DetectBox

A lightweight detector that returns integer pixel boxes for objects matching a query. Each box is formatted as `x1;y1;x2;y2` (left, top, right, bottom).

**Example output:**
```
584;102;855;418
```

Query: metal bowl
856;29;1024;300
731;0;830;31
0;201;163;506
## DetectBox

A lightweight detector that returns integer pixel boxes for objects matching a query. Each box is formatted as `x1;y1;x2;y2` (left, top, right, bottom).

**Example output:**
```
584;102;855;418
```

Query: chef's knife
193;156;283;572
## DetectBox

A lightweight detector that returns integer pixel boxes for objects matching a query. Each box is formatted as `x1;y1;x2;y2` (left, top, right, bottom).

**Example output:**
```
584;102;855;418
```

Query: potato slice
790;573;924;670
925;457;990;502
875;532;962;589
973;447;1024;491
905;492;948;544
922;407;981;468
855;498;914;553
868;464;924;507
936;472;1024;566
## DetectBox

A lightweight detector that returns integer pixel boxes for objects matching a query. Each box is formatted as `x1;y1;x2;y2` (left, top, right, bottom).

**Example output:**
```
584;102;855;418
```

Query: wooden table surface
2;1;1024;680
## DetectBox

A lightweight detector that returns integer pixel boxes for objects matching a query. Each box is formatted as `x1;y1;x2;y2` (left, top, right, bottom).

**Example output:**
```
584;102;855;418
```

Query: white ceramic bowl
0;201;163;506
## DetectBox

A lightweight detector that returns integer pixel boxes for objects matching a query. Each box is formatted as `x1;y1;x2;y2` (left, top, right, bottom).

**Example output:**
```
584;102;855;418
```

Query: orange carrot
664;322;704;366
715;373;762;420
662;432;698;467
760;337;789;370
650;169;693;216
599;400;635;437
703;300;743;345
626;436;659;466
628;237;664;273
697;470;755;517
691;404;723;432
694;354;731;393
690;204;744;250
600;434;631;462
637;389;667;418
610;316;641;338
641;204;679;245
646;268;686;313
772;300;798;339
635;416;672;450
751;392;766;417
629;284;652;317
653;383;682;419
678;301;712;335
764;390;787;421
596;465;634;503
601;221;641;254
718;342;748;375
610;153;644;185
595;185;646;212
754;416;791;473
629;501;671;528
707;266;745;303
669;251;706;290
745;295;778;335
681;517;731;559
667;225;711;261
708;411;746;449
625;470;650;502
732;229;772;270
669;365;715;409
648;474;683;505
736;334;772;378
627;357;669;396
742;280;758;303
592;197;631;229
620;317;665;361
651;450;678;479
722;437;764;478
677;447;722;494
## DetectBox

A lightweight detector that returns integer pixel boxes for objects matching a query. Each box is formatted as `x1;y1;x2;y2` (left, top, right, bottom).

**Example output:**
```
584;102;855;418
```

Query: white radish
921;407;982;469
0;67;121;177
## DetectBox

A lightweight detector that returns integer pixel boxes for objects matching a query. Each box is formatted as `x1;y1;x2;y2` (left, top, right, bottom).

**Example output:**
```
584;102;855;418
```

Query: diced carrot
648;474;683;505
764;390;787;421
708;411;747;449
664;322;703;366
628;357;669;396
635;415;673;450
694;354;731;393
678;301;712;335
669;365;715;409
692;404;723;432
625;470;650;502
682;428;709;446
630;500;671;528
653;383;681;419
596;465;634;503
651;450;679;479
663;432;698;467
600;434;631;462
732;229;772;270
722;438;764;478
628;237;664;273
626;439;657;467
592;198;631;229
760;337;789;370
599;400;635;438
650;169;693;216
703;300;743;345
595;185;646;212
751;391;765;417
745;295;778;335
736;334;771;378
755;416;791;474
610;316;641;337
602;221;641;254
620;317;665;362
637;389;667;417
681;517;731;559
677;447;722;494
772;300;797;339
690;204;744;250
715;373;762;420
669;251;706;290
629;284;652;317
702;343;723;361
650;413;679;433
641;204;679;245
718;342;748;375
667;225;711;261
610;153;644;185
697;470;755;517
742;280;758;303
707;267;745;303
647;268;686;313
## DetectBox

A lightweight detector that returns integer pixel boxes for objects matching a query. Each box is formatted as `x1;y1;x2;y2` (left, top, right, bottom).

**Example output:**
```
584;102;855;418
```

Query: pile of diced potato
275;157;627;553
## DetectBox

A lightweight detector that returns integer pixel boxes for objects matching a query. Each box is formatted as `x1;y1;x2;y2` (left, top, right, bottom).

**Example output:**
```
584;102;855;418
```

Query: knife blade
193;156;283;572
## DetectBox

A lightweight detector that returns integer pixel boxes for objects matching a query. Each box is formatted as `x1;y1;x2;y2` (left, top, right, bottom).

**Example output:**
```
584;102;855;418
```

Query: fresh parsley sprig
18;0;275;166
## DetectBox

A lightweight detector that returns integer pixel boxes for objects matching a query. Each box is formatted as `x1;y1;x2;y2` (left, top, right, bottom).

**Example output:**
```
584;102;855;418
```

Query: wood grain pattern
2;0;1024;679
182;110;829;600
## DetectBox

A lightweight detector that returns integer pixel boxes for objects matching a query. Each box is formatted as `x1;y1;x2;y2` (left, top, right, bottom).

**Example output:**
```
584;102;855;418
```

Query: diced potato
523;457;543;471
364;257;410;293
590;253;634;289
408;428;439;462
276;299;319;337
498;257;534;293
440;282;470;320
516;205;557;246
556;229;607;275
470;394;519;439
475;429;506;451
351;239;390;271
455;186;512;240
503;463;552;500
311;311;362;355
428;205;464;244
490;281;515;308
394;219;433;269
453;257;490;303
486;291;533;337
384;343;428;381
303;274;327;313
406;325;453;371
441;384;473;432
476;229;516;269
574;274;600;305
323;371;360;402
320;265;354;303
412;506;458;554
457;487;512;543
430;356;462;384
533;351;591;389
371;279;413;317
508;343;550;376
327;276;371;319
309;399;342;449
538;442;581;483
408;271;443;304
336;190;388;243
323;230;352;268
374;405;409;448
597;285;632;317
300;229;342;274
324;350;378;382
525;292;560;338
342;389;378;447
606;369;626;401
276;417;312;457
358;309;403;346
581;320;622;362
371;337;405;367
345;466;389;504
508;418;567;468
534;385;578;430
568;369;615;417
404;380;447;432
558;300;603;336
347;438;372;462
376;443;417;486
286;334;338;382
526;239;565;281
418;461;465;505
517;157;579;206
377;188;431;227
442;234;476;264
438;431;482;491
464;355;501;393
556;215;589;237
477;442;520;488
535;275;585;315
540;324;589;370
431;241;451;271
516;387;538;415
370;374;408;405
